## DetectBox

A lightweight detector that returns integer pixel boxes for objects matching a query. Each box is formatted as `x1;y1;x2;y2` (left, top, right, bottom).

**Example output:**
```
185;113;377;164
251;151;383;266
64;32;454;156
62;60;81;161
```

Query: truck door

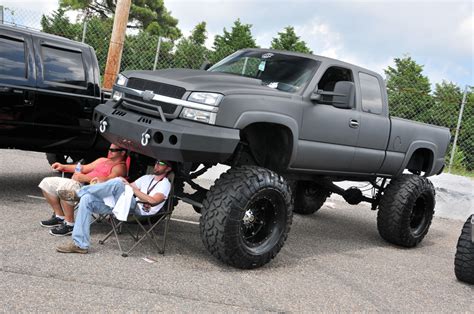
295;66;360;172
32;37;97;150
0;31;36;147
352;72;390;173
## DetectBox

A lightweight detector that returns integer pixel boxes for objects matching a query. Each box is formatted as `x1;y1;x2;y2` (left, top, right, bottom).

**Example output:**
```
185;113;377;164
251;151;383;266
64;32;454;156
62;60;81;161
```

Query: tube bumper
93;102;240;163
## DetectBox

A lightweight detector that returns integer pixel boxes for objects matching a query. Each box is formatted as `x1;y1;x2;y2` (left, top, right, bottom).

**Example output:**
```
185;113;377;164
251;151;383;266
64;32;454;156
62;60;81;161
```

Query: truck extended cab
0;25;108;164
94;48;451;269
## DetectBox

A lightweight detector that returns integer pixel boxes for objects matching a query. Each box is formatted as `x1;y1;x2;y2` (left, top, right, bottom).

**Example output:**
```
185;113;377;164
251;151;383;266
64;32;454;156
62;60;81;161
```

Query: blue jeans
72;178;136;249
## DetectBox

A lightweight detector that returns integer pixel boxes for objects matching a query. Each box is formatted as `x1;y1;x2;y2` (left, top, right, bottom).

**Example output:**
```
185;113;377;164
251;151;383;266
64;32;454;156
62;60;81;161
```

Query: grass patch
444;168;474;178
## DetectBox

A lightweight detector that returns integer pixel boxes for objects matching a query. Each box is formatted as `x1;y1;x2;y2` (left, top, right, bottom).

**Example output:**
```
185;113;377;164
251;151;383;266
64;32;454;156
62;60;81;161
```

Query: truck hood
122;69;292;98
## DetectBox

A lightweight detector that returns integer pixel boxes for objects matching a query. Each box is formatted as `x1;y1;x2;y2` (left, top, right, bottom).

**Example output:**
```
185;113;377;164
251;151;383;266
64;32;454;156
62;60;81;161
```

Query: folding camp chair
98;172;176;257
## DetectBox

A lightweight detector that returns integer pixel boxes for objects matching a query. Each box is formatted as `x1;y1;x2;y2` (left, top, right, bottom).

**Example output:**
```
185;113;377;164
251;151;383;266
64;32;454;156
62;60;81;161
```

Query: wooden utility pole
102;0;131;89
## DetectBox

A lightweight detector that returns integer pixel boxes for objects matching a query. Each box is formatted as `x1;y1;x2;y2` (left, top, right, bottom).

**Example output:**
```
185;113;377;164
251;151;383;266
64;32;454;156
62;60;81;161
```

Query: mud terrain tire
293;181;331;215
200;166;293;269
454;215;474;284
377;174;435;247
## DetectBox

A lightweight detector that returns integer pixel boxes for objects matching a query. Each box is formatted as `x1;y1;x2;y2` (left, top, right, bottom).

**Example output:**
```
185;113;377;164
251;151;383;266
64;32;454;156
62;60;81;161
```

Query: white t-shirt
133;175;171;215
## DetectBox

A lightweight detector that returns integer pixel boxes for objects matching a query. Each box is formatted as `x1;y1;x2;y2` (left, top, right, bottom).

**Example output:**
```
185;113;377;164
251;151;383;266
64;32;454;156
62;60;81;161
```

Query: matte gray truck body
94;48;451;178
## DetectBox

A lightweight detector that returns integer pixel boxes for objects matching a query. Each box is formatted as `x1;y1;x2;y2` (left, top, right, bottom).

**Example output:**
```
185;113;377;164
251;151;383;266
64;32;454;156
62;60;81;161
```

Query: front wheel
377;174;435;247
200;166;293;269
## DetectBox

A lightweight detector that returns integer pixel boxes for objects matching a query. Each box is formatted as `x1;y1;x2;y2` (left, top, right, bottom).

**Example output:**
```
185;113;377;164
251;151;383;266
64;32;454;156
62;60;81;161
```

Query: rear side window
0;37;26;78
359;72;383;114
41;45;85;86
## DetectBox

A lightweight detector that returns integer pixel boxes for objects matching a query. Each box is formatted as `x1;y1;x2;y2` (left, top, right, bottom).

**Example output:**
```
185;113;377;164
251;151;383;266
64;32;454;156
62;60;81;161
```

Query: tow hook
99;118;108;133
141;129;151;146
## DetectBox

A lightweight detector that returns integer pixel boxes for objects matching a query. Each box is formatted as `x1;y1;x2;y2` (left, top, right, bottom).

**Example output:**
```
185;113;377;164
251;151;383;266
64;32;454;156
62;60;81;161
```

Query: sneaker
49;223;74;237
57;189;79;202
40;215;64;228
56;242;88;254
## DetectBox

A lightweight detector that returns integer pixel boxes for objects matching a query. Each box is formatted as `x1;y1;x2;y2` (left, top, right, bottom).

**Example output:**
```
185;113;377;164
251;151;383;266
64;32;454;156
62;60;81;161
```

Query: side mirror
200;61;213;71
311;81;355;109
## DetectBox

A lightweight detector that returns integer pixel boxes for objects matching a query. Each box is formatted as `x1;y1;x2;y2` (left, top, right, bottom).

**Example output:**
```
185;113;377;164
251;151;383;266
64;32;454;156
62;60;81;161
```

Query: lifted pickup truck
0;25;108;164
94;49;451;269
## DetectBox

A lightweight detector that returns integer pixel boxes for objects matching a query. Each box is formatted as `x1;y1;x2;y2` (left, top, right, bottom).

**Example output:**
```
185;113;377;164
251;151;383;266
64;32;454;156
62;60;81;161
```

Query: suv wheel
455;215;474;284
200;166;293;269
293;181;331;215
377;174;435;247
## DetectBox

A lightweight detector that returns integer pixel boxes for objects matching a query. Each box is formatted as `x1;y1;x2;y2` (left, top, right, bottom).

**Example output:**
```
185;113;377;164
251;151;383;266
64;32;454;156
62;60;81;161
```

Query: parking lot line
170;217;199;225
27;195;46;200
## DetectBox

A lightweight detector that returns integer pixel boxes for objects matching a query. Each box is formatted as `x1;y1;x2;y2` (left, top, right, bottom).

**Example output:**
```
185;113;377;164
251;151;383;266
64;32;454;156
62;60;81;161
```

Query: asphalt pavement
0;149;472;311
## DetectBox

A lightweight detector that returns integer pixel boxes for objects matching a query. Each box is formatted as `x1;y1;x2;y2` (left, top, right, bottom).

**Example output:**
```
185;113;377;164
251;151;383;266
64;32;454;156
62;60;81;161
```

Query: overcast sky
1;0;473;88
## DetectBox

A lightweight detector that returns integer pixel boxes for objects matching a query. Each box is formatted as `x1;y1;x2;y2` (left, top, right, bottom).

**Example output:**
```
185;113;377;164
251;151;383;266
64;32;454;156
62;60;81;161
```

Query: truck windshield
208;51;319;93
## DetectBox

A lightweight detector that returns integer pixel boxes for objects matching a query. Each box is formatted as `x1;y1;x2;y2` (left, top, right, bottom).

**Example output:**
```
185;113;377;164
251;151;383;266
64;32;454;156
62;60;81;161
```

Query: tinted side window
42;45;85;86
0;37;26;78
359;72;383;114
318;66;353;91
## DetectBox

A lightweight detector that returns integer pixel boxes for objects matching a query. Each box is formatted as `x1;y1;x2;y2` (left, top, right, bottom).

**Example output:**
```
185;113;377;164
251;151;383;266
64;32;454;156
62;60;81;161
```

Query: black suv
0;25;108;163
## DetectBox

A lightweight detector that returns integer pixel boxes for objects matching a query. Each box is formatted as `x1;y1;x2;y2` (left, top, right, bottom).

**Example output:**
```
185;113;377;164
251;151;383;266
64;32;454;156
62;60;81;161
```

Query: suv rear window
41;45;85;86
0;37;26;78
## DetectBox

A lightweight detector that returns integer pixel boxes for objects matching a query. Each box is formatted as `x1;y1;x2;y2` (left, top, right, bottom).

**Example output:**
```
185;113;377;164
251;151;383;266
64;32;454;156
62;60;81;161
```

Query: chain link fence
1;6;473;175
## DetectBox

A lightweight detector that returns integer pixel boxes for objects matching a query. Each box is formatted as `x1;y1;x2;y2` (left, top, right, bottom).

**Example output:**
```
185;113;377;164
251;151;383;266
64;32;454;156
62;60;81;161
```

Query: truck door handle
349;119;359;128
0;87;12;93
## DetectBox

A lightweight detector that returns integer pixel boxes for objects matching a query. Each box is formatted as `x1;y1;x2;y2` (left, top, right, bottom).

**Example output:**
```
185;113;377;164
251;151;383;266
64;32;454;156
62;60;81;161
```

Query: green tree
211;19;258;63
82;16;114;74
384;56;432;120
270;26;312;54
121;31;160;71
40;8;82;41
419;81;462;128
174;22;209;69
59;0;181;39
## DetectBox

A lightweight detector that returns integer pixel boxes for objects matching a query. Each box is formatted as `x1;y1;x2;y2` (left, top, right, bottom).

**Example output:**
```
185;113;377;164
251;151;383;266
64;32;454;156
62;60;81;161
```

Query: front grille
122;78;186;117
127;78;186;99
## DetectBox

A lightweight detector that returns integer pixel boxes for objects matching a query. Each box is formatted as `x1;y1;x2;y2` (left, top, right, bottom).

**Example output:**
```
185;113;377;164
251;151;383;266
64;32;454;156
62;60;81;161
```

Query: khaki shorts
38;177;82;205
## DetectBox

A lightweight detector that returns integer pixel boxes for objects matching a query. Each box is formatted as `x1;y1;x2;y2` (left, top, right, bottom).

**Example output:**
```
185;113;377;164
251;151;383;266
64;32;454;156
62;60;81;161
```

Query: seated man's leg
48;178;82;236
49;201;77;237
57;178;126;253
78;177;125;201
38;177;75;227
58;194;113;252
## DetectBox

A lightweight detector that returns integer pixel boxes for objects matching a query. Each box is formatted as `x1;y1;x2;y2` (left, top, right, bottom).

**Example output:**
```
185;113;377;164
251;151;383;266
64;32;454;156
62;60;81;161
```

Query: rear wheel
293;181;331;215
377;175;435;247
200;166;293;269
454;215;474;284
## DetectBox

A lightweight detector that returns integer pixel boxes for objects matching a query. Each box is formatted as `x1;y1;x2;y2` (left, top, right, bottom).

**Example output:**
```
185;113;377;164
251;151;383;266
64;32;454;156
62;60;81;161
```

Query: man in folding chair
55;160;172;254
38;144;128;236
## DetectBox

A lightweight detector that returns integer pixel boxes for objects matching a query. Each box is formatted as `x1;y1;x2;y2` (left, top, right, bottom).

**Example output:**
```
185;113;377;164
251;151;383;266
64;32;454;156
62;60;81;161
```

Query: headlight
112;91;123;101
180;108;217;124
116;73;128;86
112;74;127;101
187;92;223;106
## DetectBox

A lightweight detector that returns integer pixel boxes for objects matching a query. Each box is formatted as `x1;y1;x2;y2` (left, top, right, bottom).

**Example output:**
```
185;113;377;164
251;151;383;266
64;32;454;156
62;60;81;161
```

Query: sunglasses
109;148;126;152
155;161;169;166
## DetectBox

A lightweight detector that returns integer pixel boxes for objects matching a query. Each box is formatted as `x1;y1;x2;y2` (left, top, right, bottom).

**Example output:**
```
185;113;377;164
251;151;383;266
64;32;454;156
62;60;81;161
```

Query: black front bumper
93;102;240;163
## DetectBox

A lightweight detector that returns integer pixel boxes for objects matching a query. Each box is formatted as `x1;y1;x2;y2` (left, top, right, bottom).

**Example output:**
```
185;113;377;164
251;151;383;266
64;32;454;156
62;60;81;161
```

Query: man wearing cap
56;160;172;254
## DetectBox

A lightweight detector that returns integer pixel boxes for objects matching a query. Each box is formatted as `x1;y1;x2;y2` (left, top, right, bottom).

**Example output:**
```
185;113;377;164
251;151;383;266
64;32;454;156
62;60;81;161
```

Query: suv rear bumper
93;102;240;163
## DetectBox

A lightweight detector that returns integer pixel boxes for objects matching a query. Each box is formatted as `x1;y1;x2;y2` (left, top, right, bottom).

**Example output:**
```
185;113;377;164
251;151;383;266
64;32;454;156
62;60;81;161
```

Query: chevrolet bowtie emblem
142;90;155;102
